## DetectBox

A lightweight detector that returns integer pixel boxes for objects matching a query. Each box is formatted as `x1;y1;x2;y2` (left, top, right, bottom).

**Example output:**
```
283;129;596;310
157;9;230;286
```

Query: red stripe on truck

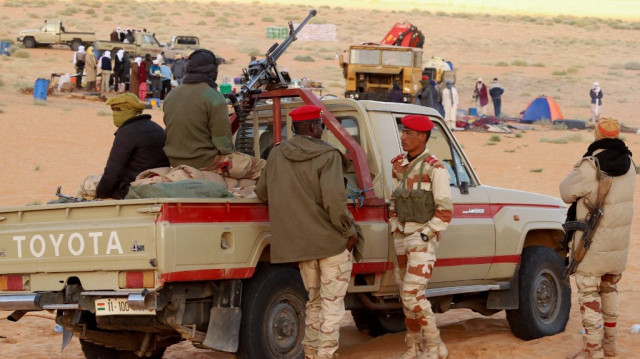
162;267;256;282
453;203;564;219
435;255;521;266
158;203;388;223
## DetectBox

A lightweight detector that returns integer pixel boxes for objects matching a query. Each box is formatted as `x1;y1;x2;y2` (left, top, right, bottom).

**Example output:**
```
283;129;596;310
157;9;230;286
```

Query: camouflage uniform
299;249;352;359
570;274;622;359
390;147;453;359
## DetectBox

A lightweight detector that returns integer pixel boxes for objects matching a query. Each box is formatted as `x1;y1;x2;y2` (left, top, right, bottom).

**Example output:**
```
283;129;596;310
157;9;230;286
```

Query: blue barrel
0;41;10;56
33;78;50;101
468;107;478;116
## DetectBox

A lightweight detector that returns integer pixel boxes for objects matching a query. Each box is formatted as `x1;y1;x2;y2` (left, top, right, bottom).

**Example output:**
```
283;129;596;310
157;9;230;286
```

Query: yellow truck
0;90;570;359
339;44;424;103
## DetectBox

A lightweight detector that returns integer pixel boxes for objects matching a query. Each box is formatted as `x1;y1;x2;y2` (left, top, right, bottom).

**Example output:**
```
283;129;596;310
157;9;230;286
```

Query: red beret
290;105;323;122
401;114;434;132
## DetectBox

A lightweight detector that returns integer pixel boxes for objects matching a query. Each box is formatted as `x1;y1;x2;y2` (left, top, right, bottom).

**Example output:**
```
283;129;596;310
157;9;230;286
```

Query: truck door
40;22;59;44
391;115;495;284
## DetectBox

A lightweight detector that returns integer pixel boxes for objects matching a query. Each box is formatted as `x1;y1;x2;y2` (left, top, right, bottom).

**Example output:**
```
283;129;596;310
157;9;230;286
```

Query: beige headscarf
594;117;620;140
105;93;145;127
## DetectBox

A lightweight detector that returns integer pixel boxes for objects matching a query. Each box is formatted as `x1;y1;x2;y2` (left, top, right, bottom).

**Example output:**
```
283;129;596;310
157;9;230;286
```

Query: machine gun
54;186;86;203
227;9;317;155
562;173;612;286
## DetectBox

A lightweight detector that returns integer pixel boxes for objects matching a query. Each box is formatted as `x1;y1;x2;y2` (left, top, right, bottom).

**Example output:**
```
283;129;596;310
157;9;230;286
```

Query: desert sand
1;1;640;358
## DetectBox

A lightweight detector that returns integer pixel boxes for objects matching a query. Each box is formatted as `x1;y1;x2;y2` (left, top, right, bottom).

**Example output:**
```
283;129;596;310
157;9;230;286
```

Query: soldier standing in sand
390;115;452;359
560;118;635;359
255;105;359;359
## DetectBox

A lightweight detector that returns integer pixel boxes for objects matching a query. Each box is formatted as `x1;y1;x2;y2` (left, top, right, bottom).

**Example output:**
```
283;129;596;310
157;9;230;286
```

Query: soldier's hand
346;233;359;252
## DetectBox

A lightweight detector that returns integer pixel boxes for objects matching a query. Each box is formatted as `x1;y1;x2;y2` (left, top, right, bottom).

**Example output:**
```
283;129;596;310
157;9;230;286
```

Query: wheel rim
533;268;560;324
266;293;304;357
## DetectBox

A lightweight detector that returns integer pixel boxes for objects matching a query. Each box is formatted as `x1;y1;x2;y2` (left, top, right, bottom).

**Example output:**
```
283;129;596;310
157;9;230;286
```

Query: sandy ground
1;1;640;358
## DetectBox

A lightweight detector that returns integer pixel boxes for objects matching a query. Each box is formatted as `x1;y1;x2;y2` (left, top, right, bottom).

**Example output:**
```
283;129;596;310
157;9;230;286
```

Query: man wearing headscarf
138;57;148;101
430;79;444;116
98;50;112;95
442;80;459;130
416;79;434;108
560;118;635;359
473;77;489;116
171;54;187;85
96;93;169;199
129;56;141;96
590;82;603;123
163;49;233;168
110;28;119;42
73;45;86;89
84;46;97;91
113;49;126;92
149;59;162;98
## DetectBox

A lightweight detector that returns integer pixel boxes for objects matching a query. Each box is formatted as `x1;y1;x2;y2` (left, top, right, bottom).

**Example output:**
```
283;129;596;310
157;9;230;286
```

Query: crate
266;26;288;39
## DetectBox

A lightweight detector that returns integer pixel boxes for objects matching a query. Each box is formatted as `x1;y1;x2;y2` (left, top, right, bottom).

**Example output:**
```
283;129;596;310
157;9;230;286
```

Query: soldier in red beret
390;114;452;359
255;104;359;359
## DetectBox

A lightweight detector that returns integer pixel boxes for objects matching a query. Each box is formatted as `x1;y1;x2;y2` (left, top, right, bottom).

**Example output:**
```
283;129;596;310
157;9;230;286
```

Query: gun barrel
270;9;317;61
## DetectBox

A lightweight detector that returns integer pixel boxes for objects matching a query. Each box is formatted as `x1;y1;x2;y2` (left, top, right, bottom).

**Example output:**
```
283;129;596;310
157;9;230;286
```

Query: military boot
398;332;422;359
602;326;617;357
567;335;604;359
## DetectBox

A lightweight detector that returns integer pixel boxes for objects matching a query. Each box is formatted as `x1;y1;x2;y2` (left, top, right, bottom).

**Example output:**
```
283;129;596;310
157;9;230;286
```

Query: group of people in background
109;27;147;43
473;77;504;118
73;47;187;100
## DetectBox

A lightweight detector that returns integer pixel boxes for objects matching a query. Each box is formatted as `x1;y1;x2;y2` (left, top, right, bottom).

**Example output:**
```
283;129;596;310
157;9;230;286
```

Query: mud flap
202;307;242;352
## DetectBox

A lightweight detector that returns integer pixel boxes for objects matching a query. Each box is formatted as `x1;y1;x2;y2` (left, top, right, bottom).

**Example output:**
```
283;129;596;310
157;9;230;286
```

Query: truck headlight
354;93;360;99
348;94;354;99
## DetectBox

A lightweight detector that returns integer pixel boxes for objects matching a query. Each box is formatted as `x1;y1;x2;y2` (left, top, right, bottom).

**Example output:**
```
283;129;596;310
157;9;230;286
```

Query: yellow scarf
105;93;145;127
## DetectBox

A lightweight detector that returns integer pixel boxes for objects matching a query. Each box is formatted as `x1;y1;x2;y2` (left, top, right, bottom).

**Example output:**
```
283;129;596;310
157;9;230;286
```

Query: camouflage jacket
389;147;453;239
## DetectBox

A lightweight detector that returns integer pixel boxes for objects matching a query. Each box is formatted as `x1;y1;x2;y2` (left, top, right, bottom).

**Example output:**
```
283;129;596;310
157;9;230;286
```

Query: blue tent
520;96;564;123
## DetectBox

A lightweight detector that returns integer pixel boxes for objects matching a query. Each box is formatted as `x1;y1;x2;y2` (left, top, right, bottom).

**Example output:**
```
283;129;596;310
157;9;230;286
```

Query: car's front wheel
506;245;571;340
23;37;36;48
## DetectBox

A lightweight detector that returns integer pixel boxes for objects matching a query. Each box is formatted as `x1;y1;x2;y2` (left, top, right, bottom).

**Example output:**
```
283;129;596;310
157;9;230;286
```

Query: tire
236;264;306;359
23;37;36;48
352;309;406;337
70;39;82;51
80;339;166;359
506;246;571;340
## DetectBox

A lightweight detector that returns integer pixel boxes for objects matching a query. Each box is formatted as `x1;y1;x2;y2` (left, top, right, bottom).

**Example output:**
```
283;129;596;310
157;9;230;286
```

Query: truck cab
162;35;200;60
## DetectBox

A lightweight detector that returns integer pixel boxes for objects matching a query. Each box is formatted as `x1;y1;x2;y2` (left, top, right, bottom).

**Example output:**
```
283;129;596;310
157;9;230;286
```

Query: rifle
54;186;86;203
227;9;317;155
562;173;612;286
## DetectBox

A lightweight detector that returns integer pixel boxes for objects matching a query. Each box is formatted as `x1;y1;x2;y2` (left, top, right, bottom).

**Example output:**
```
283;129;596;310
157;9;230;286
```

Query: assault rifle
562;173;612;286
227;9;317;155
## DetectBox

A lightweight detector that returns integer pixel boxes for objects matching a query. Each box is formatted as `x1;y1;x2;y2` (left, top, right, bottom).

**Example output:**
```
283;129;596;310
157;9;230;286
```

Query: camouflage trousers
394;232;442;348
574;273;622;358
299;249;352;359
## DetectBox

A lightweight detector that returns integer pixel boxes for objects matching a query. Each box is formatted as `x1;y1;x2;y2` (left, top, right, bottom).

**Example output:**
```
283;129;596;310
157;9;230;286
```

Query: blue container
468;107;478;116
0;41;9;56
33;78;49;101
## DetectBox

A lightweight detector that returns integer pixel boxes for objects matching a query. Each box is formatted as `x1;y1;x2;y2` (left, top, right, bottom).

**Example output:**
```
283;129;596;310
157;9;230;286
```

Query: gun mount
228;9;316;155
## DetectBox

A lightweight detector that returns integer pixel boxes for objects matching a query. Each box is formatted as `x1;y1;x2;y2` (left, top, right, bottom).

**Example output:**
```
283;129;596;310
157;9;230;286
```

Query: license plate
95;298;156;316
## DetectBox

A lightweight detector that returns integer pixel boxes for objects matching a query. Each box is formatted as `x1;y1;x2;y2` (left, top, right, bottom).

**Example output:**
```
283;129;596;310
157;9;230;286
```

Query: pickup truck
94;31;163;57
17;20;96;51
0;89;570;359
161;35;200;60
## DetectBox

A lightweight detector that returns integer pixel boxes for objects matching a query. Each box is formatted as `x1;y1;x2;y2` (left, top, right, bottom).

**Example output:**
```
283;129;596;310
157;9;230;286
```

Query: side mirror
459;181;469;195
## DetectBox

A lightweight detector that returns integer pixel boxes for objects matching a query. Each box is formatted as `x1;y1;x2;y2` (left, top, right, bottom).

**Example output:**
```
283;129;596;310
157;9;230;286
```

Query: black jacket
96;114;169;199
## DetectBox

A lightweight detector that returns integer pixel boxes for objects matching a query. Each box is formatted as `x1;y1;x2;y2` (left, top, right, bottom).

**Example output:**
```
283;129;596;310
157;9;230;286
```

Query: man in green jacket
162;49;233;168
255;105;359;359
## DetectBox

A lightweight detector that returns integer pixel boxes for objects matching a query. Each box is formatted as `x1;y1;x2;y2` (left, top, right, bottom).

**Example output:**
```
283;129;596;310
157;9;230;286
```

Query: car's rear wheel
236;264;306;359
23;37;36;48
506;245;571;340
70;39;82;51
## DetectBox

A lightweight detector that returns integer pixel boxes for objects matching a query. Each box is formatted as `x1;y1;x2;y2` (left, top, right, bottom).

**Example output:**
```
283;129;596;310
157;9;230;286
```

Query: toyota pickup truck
17;20;96;51
161;35;200;61
94;31;163;57
0;89;569;359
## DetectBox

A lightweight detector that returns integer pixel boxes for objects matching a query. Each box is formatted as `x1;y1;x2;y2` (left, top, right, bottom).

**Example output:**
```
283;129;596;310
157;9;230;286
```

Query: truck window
381;50;412;67
42;23;58;32
323;116;360;155
395;118;473;186
350;49;380;65
255;124;287;160
413;51;422;68
142;34;158;45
